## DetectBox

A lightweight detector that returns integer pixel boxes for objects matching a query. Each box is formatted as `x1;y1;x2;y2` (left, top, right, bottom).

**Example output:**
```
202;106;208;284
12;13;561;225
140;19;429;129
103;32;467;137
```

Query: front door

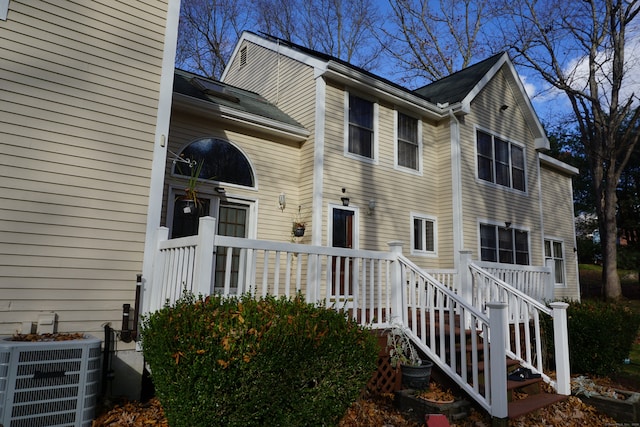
331;207;356;299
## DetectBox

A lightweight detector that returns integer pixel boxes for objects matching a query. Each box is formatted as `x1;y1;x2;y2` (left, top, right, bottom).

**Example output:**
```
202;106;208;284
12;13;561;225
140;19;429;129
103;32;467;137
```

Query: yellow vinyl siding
459;68;544;265
321;82;450;268
166;111;303;243
0;1;169;335
540;166;580;300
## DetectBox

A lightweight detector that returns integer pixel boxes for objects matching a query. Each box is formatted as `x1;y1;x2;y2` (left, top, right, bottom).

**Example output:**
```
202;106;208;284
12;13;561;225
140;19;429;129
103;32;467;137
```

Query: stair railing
467;261;571;395
395;254;496;414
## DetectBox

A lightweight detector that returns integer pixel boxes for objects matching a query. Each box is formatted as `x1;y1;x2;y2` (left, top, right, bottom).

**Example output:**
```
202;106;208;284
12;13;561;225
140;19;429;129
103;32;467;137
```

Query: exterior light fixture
505;221;512;229
341;187;349;206
278;192;286;211
368;199;376;215
215;187;226;195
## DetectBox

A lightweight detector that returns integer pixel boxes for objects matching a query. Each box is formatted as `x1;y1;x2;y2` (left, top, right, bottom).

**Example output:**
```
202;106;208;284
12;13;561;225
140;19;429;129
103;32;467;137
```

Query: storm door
331;207;356;301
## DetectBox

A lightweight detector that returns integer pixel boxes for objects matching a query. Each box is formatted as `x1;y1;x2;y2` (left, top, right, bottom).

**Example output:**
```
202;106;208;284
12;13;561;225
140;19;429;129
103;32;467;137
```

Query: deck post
459;250;473;327
550;301;571;395
487;302;508;421
193;216;217;297
388;241;404;323
145;226;169;314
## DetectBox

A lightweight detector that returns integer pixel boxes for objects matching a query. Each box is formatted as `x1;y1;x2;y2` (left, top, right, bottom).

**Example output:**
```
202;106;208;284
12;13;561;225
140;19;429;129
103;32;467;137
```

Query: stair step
507;377;543;391
508;393;567;419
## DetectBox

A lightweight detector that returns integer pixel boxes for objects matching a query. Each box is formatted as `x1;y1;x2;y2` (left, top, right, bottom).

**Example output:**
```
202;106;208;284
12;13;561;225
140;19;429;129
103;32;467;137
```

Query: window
480;223;529;265
396;112;420;171
477;130;525;191
412;214;436;255
347;93;375;159
545;239;565;285
173;137;254;187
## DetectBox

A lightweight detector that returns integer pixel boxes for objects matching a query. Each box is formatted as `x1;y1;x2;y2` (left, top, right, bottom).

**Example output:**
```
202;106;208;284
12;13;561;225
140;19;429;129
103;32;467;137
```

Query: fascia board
539;152;579;175
173;93;310;142
323;63;446;120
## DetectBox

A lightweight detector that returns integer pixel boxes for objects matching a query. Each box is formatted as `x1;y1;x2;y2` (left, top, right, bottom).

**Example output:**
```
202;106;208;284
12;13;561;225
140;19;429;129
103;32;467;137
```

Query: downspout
449;109;464;271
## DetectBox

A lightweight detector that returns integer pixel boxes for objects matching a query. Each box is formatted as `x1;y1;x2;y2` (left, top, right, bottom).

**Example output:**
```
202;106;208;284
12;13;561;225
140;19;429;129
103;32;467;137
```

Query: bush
542;299;640;376
141;293;379;427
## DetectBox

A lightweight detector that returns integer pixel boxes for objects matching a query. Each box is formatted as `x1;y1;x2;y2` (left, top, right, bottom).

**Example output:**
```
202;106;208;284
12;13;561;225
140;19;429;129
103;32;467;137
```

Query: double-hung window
412;214;436;256
477;130;525;191
480;223;529;265
544;239;565;286
347;93;375;159
396;112;420;171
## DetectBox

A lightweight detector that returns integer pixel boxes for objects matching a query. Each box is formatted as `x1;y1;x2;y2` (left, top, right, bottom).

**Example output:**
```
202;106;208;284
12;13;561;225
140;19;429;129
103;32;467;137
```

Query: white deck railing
142;216;570;419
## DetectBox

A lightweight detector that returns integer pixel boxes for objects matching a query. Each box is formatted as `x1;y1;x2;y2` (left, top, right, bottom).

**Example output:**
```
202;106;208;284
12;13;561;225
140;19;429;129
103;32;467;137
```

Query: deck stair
428;315;566;420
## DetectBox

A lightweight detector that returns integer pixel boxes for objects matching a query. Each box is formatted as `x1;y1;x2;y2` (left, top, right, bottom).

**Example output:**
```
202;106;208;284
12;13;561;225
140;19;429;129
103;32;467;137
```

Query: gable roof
414;52;505;105
173;68;309;141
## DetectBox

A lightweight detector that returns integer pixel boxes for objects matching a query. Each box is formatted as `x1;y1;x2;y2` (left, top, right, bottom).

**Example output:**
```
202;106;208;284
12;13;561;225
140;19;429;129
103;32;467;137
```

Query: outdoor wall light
368;199;376;215
278;192;286;211
215;187;226;195
341;187;349;206
505;221;512;229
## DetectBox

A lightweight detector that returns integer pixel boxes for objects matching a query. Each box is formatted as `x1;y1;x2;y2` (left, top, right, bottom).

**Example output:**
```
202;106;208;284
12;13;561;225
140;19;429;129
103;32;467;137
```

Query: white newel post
550;301;571;395
459;250;473;328
487;302;508;421
193;216;217;297
147;226;169;314
388;241;404;323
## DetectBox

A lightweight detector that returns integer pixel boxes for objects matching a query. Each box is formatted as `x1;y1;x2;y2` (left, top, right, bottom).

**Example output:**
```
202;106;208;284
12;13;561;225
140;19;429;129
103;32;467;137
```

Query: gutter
322;62;448;120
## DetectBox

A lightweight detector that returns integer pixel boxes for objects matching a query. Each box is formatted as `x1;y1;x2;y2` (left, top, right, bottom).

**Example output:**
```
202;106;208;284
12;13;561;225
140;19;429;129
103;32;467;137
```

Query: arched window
173;137;254;187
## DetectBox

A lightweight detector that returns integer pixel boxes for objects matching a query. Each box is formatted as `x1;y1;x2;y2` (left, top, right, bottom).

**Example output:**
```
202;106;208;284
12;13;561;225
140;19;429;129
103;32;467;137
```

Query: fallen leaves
92;398;168;427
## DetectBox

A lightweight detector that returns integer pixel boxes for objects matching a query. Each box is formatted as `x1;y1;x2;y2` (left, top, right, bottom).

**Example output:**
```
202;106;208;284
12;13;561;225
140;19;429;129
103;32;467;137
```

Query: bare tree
176;0;253;79
255;0;385;71
494;0;640;300
382;0;494;85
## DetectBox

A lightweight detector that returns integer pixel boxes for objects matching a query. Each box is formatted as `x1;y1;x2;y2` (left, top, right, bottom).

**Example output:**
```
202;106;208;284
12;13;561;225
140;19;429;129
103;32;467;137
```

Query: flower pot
293;226;305;237
178;199;196;215
401;360;433;390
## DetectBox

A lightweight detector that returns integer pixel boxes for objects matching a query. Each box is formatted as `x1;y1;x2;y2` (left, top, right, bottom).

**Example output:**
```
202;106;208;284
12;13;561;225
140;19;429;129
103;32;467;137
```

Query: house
0;0;578;418
214;31;580;300
0;0;182;398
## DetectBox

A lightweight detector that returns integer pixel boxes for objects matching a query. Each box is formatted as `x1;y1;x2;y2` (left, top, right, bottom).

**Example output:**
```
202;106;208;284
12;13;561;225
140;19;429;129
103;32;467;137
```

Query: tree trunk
601;176;621;301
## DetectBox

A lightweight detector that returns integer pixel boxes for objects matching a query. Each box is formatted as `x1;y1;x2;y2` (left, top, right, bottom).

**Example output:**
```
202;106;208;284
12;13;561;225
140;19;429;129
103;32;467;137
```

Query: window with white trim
347;93;375;159
545;239;565;286
477;130;525;191
480;223;529;265
412;214;436;255
396;112;421;171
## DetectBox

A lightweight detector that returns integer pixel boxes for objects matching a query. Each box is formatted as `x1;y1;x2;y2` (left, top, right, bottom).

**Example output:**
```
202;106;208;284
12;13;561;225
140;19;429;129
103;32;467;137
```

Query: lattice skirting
367;331;401;395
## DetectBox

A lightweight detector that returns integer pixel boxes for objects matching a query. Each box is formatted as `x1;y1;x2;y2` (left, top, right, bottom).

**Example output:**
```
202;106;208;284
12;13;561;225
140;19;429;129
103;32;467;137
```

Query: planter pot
293;226;305;237
401;360;433;390
394;389;471;424
178;198;196;214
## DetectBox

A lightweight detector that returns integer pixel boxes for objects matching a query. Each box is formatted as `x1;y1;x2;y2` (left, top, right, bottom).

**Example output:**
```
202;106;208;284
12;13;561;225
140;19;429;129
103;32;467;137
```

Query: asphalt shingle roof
173;68;305;129
413;52;505;105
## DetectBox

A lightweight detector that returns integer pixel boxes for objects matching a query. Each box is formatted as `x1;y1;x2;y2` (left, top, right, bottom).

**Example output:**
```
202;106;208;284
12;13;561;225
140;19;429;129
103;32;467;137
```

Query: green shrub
542;299;640;376
141;293;378;427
